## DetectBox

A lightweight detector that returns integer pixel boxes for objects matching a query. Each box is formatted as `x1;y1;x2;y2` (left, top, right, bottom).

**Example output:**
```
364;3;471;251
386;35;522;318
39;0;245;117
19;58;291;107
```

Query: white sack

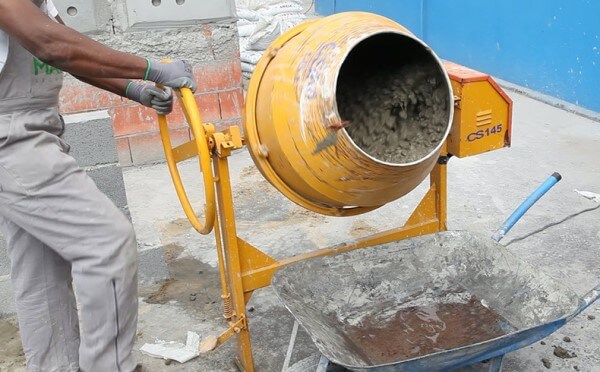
241;50;263;65
237;24;256;37
241;61;256;73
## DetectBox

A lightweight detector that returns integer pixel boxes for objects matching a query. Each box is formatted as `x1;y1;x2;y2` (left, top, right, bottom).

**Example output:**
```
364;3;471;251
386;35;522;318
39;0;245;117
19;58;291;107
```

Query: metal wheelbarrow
271;175;600;371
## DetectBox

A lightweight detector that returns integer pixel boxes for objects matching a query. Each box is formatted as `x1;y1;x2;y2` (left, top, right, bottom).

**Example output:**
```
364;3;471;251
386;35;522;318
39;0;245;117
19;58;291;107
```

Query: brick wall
59;23;244;166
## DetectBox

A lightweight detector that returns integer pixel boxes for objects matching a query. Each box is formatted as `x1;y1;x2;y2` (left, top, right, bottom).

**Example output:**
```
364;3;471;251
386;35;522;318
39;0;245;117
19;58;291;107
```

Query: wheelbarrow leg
316;355;329;372
486;355;504;372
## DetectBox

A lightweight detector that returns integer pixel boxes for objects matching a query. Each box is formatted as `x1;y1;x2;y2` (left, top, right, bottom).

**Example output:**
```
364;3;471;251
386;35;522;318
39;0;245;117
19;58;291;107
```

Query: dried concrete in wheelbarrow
272;231;592;371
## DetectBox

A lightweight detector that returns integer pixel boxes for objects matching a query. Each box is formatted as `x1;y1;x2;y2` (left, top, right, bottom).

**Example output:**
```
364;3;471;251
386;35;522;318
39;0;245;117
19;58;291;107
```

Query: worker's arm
74;75;174;115
53;14;131;97
0;0;196;91
52;15;173;114
0;0;144;78
51;12;129;97
72;75;130;98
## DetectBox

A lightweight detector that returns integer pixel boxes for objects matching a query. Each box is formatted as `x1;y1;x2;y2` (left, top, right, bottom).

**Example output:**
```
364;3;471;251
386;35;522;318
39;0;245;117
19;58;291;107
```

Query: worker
0;1;196;371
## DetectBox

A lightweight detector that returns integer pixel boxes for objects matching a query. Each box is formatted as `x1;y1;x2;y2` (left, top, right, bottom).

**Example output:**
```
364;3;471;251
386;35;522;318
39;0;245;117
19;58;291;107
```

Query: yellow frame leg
213;156;255;372
211;149;448;371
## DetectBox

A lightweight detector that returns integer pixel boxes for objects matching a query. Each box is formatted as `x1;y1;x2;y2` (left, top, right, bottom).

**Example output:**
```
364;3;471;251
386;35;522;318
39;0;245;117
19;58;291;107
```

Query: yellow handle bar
157;87;216;235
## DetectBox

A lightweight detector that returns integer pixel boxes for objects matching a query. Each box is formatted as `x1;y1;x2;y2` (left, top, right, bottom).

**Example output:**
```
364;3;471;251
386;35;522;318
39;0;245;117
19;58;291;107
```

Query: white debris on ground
574;189;600;203
235;0;308;81
139;331;201;364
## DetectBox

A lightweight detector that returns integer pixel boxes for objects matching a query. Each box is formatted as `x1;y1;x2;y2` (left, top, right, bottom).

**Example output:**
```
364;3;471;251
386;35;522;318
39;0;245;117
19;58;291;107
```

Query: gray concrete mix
1;91;599;371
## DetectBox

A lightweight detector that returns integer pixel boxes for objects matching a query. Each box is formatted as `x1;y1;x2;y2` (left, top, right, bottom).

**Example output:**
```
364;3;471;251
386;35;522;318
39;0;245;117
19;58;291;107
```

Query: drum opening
336;32;452;164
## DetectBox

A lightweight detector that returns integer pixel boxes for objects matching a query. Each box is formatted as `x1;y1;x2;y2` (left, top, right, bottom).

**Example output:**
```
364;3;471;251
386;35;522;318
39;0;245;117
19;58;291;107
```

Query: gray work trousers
0;108;138;372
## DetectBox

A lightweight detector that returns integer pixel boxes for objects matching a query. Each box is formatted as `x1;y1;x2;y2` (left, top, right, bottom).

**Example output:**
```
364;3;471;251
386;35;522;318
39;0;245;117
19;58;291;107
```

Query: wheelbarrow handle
492;173;562;242
569;283;600;321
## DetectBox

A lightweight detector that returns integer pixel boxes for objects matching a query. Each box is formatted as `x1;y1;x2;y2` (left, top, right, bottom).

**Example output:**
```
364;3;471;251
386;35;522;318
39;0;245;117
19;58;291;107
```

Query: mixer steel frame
157;88;449;372
224;159;448;372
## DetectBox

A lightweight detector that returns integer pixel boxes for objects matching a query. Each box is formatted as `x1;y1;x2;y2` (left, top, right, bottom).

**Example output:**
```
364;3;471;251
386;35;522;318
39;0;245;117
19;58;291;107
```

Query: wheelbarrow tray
271;231;583;371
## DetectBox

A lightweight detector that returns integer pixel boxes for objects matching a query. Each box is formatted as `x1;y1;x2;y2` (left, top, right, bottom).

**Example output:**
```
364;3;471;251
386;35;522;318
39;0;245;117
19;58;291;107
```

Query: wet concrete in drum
343;296;511;366
337;64;449;164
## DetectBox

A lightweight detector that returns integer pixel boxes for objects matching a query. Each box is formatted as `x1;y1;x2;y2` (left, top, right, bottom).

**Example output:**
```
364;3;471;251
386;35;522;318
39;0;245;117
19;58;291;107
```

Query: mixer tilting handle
157;87;216;235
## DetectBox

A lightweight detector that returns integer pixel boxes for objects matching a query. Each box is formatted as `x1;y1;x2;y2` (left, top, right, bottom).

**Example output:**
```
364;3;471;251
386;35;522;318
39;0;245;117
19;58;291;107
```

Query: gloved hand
126;82;173;115
145;60;197;92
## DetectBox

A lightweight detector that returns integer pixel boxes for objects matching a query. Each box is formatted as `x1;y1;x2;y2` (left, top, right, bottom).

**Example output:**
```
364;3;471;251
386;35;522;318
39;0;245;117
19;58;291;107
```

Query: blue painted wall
316;0;600;113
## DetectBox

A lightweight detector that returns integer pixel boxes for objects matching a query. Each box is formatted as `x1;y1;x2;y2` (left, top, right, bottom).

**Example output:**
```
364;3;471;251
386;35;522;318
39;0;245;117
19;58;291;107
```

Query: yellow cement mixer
156;12;512;371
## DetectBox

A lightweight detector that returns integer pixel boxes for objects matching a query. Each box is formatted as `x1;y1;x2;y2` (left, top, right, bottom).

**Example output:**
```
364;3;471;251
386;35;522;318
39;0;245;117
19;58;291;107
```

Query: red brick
128;128;191;165
165;93;220;132
111;104;158;137
111;94;220;137
111;103;188;137
195;60;242;92
115;137;132;166
196;93;221;122
60;83;124;113
218;89;244;119
231;59;242;85
165;100;188;130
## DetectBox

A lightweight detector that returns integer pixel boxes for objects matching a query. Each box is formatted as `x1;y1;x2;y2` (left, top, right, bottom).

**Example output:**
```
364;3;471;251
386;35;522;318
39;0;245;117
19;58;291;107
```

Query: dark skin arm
72;75;131;97
54;14;131;97
0;0;147;80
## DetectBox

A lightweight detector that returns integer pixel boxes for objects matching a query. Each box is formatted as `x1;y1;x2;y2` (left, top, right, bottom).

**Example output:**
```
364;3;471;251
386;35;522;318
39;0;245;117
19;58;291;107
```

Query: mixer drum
244;12;453;216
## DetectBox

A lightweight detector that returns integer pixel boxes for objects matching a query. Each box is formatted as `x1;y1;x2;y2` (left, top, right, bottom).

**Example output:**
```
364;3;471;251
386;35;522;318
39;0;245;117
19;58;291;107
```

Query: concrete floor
1;91;599;371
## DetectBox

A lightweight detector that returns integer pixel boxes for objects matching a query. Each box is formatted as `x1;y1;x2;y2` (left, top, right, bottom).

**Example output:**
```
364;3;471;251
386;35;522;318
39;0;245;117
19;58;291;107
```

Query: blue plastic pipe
492;173;562;242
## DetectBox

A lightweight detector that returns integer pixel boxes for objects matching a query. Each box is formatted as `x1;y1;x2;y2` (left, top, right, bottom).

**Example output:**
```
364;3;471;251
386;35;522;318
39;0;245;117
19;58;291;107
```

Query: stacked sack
236;0;307;80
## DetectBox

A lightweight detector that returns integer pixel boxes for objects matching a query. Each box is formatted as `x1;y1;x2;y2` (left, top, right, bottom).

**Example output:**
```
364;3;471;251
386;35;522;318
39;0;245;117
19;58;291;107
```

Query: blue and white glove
145;59;197;92
126;82;173;115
